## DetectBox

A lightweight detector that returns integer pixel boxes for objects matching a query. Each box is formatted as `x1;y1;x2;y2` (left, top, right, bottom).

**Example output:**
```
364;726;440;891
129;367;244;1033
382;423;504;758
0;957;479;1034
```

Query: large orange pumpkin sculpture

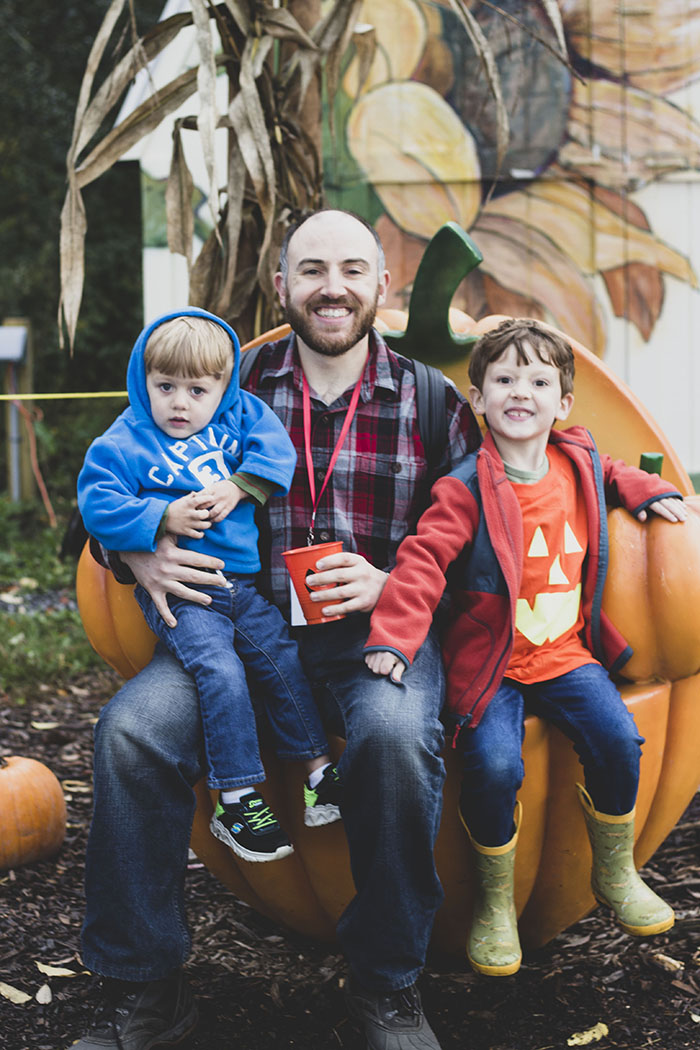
77;226;700;956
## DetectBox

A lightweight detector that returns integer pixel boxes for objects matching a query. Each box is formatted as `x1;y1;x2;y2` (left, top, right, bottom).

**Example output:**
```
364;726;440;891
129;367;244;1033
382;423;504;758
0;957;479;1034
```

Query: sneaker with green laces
304;764;342;827
209;791;293;862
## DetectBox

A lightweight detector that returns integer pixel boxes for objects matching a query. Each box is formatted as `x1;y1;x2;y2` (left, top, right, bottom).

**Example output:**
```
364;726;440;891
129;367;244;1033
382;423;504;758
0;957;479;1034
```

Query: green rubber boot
460;801;522;976
577;783;674;936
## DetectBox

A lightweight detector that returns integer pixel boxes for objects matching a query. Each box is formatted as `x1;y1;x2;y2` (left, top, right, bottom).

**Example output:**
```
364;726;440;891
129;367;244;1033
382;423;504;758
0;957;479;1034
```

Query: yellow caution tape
0;391;127;401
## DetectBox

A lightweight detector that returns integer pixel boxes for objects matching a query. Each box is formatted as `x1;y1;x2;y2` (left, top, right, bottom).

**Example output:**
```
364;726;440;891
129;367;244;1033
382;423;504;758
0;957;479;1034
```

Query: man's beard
285;292;379;357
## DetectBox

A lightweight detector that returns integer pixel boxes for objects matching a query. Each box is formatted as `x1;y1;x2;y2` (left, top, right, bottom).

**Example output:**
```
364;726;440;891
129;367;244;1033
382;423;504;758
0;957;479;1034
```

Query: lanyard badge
302;370;363;545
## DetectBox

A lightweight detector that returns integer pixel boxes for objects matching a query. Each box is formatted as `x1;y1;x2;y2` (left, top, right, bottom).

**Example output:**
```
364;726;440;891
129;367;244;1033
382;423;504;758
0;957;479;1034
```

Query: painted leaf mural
330;0;699;360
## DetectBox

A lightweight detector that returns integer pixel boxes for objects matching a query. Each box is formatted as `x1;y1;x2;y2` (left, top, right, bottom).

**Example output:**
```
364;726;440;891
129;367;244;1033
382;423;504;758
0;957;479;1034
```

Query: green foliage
0;499;75;589
0;498;103;702
0;607;104;702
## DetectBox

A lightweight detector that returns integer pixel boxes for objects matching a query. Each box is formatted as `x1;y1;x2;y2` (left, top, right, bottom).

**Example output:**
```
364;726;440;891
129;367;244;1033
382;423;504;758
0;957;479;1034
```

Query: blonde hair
469;319;575;396
144;317;234;382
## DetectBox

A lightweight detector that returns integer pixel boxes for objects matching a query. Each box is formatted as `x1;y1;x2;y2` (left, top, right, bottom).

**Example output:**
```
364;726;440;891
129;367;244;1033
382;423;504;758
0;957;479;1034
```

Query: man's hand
636;497;687;523
305;552;388;616
365;650;405;684
165;492;213;538
122;534;225;628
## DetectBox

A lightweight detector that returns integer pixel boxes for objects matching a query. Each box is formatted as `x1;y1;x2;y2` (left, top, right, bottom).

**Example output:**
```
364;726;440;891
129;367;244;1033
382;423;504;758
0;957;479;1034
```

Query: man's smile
315;306;352;320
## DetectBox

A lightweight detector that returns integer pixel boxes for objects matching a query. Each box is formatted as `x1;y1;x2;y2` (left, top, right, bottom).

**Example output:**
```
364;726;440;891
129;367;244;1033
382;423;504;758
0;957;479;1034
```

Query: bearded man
72;209;481;1050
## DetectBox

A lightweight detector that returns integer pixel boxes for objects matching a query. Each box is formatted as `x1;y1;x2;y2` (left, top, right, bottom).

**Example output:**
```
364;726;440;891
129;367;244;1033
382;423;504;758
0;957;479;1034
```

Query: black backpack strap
238;343;262;388
413;358;448;476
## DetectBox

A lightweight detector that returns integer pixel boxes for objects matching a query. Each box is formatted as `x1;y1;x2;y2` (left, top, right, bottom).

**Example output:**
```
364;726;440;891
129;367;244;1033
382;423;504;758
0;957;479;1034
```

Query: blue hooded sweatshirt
77;308;296;574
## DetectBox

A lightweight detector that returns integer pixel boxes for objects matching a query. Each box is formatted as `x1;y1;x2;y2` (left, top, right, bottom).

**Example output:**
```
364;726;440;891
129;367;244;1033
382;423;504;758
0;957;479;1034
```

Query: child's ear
556;391;574;422
468;385;485;416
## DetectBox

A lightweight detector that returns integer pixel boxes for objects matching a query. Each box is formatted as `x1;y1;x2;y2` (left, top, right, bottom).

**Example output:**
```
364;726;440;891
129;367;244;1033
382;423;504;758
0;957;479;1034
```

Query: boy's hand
166;492;212;538
365;650;406;684
637;497;687;523
196;480;244;523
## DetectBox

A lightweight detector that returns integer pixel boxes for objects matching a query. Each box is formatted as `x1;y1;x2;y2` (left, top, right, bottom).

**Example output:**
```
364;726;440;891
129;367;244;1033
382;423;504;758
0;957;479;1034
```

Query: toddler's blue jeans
136;576;328;788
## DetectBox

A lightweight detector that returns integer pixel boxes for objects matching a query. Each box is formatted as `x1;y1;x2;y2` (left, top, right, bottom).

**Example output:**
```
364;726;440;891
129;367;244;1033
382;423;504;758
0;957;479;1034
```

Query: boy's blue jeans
135;577;329;788
81;614;446;992
457;662;645;847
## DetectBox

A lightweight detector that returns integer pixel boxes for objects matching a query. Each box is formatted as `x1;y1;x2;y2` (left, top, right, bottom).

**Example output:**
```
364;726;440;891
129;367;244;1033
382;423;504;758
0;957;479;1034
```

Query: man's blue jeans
82;614;446;992
457;662;645;846
135;577;328;788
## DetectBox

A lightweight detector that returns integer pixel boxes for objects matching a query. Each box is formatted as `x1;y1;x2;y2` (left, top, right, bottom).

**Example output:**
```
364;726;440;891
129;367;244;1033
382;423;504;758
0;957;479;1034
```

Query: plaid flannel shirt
246;329;482;614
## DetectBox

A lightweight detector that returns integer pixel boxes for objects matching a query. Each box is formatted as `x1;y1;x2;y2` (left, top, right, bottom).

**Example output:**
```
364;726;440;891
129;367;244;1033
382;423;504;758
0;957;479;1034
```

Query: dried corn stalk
59;0;362;350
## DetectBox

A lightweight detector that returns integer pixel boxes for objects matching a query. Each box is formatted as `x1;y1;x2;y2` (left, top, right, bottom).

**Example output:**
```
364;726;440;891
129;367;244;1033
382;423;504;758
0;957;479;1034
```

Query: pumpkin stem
383;223;482;366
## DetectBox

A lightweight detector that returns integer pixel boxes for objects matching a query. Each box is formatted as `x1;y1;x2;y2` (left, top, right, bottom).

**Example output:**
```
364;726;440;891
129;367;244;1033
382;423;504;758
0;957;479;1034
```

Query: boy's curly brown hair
468;319;575;396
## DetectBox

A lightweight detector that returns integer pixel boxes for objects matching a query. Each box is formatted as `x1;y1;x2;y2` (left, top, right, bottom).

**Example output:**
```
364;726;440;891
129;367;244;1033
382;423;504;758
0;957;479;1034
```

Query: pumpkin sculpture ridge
76;303;700;957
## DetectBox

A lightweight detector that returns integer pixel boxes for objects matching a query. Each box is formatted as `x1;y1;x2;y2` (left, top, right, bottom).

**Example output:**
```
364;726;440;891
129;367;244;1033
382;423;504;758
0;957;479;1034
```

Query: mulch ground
1;673;699;1050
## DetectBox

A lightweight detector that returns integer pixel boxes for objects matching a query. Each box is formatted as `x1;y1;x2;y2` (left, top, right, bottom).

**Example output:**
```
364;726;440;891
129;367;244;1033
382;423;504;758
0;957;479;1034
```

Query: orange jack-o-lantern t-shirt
506;445;600;684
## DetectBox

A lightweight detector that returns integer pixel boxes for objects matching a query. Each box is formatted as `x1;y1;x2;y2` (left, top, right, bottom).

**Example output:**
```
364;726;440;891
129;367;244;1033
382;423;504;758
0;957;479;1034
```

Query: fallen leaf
31;722;60;731
0;981;32;1005
690;1013;700;1022
651;952;685;973
60;780;92;793
567;1022;609;1046
68;685;91;697
35;983;52;1004
35;962;80;978
0;592;24;605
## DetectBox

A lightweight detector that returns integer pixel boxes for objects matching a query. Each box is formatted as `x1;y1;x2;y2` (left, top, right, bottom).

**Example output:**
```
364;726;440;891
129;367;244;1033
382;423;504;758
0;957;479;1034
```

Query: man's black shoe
68;973;198;1049
345;979;442;1049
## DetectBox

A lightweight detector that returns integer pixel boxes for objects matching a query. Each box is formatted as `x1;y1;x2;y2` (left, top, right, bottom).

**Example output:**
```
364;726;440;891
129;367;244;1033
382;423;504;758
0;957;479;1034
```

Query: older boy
78;309;341;865
366;318;685;977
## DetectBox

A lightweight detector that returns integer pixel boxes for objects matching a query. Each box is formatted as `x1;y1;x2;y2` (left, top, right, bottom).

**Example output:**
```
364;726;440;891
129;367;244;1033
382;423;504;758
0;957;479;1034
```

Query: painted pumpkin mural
77;241;700;954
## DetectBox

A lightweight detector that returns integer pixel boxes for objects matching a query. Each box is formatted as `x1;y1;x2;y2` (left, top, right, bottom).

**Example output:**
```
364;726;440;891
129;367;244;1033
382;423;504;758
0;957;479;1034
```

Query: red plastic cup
281;541;345;624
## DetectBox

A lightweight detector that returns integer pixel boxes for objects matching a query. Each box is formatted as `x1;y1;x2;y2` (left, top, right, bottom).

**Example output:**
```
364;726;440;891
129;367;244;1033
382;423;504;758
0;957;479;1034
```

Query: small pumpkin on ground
0;756;67;870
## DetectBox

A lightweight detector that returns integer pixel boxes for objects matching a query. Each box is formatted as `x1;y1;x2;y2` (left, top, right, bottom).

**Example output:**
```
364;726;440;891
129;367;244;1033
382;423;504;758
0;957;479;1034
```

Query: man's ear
377;269;390;307
556;391;574;422
468;384;485;416
273;271;286;306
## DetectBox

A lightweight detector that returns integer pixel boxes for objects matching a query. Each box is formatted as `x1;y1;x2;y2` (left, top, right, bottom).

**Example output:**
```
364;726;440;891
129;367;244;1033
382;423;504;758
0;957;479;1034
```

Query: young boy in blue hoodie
78;308;341;862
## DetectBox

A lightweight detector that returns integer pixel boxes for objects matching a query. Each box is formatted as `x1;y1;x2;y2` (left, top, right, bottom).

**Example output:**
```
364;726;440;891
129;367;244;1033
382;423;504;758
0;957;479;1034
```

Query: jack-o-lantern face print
516;518;585;646
508;449;590;676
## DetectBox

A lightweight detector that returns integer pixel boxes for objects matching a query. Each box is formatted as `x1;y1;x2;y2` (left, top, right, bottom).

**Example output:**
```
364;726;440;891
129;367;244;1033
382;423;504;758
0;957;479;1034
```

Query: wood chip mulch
1;673;699;1049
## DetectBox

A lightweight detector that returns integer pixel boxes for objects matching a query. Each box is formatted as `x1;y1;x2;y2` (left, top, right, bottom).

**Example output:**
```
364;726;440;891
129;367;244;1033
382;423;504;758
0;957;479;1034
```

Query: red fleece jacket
365;427;683;736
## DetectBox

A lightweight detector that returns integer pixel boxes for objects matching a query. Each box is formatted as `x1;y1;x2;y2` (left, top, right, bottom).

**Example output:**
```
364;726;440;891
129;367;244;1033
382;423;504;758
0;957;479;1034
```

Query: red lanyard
302;370;364;545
